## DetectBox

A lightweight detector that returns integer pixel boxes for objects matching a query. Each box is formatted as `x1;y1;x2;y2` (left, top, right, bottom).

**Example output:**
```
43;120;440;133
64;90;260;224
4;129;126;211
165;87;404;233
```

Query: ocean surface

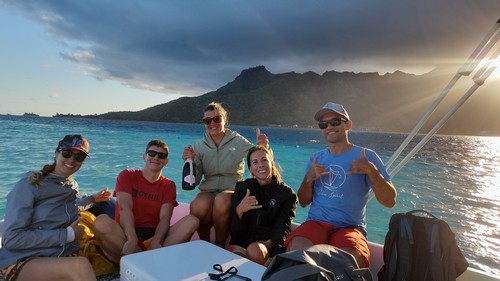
0;115;498;275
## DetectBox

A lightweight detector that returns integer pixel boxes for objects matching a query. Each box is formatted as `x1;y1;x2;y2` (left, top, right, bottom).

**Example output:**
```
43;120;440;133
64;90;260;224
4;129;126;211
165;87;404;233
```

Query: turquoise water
0;115;499;275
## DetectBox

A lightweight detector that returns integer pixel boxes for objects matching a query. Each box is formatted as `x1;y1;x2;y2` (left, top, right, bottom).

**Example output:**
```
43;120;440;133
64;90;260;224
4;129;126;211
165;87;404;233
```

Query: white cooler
120;240;266;281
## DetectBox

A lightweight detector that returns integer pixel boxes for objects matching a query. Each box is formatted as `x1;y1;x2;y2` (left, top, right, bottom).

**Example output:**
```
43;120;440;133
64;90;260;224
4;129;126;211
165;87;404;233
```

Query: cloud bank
4;0;500;98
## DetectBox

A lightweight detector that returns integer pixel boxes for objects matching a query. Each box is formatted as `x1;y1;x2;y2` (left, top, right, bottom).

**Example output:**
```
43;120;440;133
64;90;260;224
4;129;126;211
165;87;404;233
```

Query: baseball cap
57;134;90;155
314;102;350;121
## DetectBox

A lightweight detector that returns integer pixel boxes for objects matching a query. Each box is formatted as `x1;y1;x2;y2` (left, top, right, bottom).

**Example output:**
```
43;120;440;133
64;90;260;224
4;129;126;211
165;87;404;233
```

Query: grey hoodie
193;129;254;192
0;172;94;269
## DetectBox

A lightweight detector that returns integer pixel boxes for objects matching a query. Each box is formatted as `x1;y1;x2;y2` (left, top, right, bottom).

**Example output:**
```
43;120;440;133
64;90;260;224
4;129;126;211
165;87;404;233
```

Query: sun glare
474;55;500;81
490;64;500;80
471;137;500;201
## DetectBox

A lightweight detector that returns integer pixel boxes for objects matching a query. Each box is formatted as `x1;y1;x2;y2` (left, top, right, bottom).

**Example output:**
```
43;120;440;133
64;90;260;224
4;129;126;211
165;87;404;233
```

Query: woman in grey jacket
182;102;269;247
0;135;110;281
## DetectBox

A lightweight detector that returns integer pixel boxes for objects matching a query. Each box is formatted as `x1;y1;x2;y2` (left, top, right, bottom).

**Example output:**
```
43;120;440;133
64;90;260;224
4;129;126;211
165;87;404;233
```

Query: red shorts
284;220;370;267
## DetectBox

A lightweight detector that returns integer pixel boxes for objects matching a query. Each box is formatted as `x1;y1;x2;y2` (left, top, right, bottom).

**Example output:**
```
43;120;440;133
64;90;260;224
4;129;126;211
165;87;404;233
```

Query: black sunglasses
202;115;222;125
60;149;87;162
146;150;168;159
318;117;348;129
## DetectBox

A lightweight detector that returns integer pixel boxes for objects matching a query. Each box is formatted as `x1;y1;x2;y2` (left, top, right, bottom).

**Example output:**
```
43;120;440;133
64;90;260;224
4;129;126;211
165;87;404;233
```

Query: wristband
66;226;75;242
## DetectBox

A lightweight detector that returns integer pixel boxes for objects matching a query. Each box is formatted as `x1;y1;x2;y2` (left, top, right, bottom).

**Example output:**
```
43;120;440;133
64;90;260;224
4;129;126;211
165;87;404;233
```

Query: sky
0;0;499;117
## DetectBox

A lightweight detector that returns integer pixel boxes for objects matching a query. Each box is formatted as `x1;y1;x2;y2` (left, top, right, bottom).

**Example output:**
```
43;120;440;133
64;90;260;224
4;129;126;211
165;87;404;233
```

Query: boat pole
368;19;499;201
385;18;500;170
389;46;500;178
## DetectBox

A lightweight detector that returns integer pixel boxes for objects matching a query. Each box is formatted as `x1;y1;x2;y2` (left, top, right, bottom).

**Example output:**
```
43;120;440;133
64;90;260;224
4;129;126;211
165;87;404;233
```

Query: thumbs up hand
350;155;377;175
255;128;269;147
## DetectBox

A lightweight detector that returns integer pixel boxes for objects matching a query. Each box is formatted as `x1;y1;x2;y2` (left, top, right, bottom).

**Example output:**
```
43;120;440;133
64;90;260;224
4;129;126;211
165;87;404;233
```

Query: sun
490;64;500;80
485;51;500;79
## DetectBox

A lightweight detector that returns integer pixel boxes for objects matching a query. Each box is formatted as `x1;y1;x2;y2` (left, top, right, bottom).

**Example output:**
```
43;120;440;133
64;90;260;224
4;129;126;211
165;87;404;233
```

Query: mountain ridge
56;65;500;136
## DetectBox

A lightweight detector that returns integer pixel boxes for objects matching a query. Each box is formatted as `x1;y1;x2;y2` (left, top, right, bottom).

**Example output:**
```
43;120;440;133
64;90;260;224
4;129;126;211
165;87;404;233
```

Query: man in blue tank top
285;102;397;268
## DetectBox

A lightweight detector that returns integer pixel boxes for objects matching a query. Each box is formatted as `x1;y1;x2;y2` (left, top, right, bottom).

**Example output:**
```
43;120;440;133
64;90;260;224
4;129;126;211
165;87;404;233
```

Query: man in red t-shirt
94;140;199;264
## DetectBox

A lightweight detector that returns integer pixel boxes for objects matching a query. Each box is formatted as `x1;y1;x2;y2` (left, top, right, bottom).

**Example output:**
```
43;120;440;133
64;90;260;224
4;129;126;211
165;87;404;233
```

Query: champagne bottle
182;159;196;190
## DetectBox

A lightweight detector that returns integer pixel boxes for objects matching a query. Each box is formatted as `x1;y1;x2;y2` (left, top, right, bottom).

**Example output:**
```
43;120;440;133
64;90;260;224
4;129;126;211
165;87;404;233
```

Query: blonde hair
204;102;229;124
247;145;282;184
29;161;56;185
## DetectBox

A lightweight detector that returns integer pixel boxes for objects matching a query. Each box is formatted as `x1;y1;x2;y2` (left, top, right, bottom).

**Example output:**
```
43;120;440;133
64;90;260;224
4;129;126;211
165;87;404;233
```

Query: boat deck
1;202;498;280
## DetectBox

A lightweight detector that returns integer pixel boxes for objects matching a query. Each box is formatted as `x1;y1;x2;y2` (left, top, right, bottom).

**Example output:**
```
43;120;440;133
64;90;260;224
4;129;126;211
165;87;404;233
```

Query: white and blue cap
314;102;350;121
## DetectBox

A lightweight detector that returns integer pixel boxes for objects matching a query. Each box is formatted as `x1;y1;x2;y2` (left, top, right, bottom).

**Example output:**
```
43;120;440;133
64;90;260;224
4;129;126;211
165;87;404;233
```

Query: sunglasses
318;117;348;129
146;150;168;159
60;149;87;162
202;115;222;125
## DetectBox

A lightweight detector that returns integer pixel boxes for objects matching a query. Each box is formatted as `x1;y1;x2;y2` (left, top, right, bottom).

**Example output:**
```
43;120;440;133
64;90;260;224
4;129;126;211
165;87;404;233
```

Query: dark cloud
5;0;500;97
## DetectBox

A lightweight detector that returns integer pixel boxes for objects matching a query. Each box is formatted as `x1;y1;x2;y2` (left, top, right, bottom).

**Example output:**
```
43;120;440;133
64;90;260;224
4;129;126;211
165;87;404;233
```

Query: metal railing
367;19;500;201
386;18;500;178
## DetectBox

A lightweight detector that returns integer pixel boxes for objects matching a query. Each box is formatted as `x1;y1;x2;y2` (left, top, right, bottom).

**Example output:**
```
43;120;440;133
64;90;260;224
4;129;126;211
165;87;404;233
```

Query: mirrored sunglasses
202;115;222;125
146;150;168;159
318;117;348;129
60;149;87;162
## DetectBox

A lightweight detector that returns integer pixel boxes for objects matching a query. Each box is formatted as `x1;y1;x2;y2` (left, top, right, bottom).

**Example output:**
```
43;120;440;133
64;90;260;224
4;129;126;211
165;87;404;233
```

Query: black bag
261;244;372;281
377;210;469;281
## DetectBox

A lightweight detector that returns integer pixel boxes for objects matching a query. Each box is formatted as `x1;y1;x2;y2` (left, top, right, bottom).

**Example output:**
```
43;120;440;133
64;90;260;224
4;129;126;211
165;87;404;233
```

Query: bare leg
286;235;313;251
212;191;232;247
163;214;200;246
246;242;269;265
190;192;215;242
17;256;96;281
93;213;137;263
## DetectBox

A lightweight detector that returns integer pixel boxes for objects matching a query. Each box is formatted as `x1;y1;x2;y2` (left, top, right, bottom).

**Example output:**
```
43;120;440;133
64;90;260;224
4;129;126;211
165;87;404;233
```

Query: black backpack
377;210;469;281
262;244;373;281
